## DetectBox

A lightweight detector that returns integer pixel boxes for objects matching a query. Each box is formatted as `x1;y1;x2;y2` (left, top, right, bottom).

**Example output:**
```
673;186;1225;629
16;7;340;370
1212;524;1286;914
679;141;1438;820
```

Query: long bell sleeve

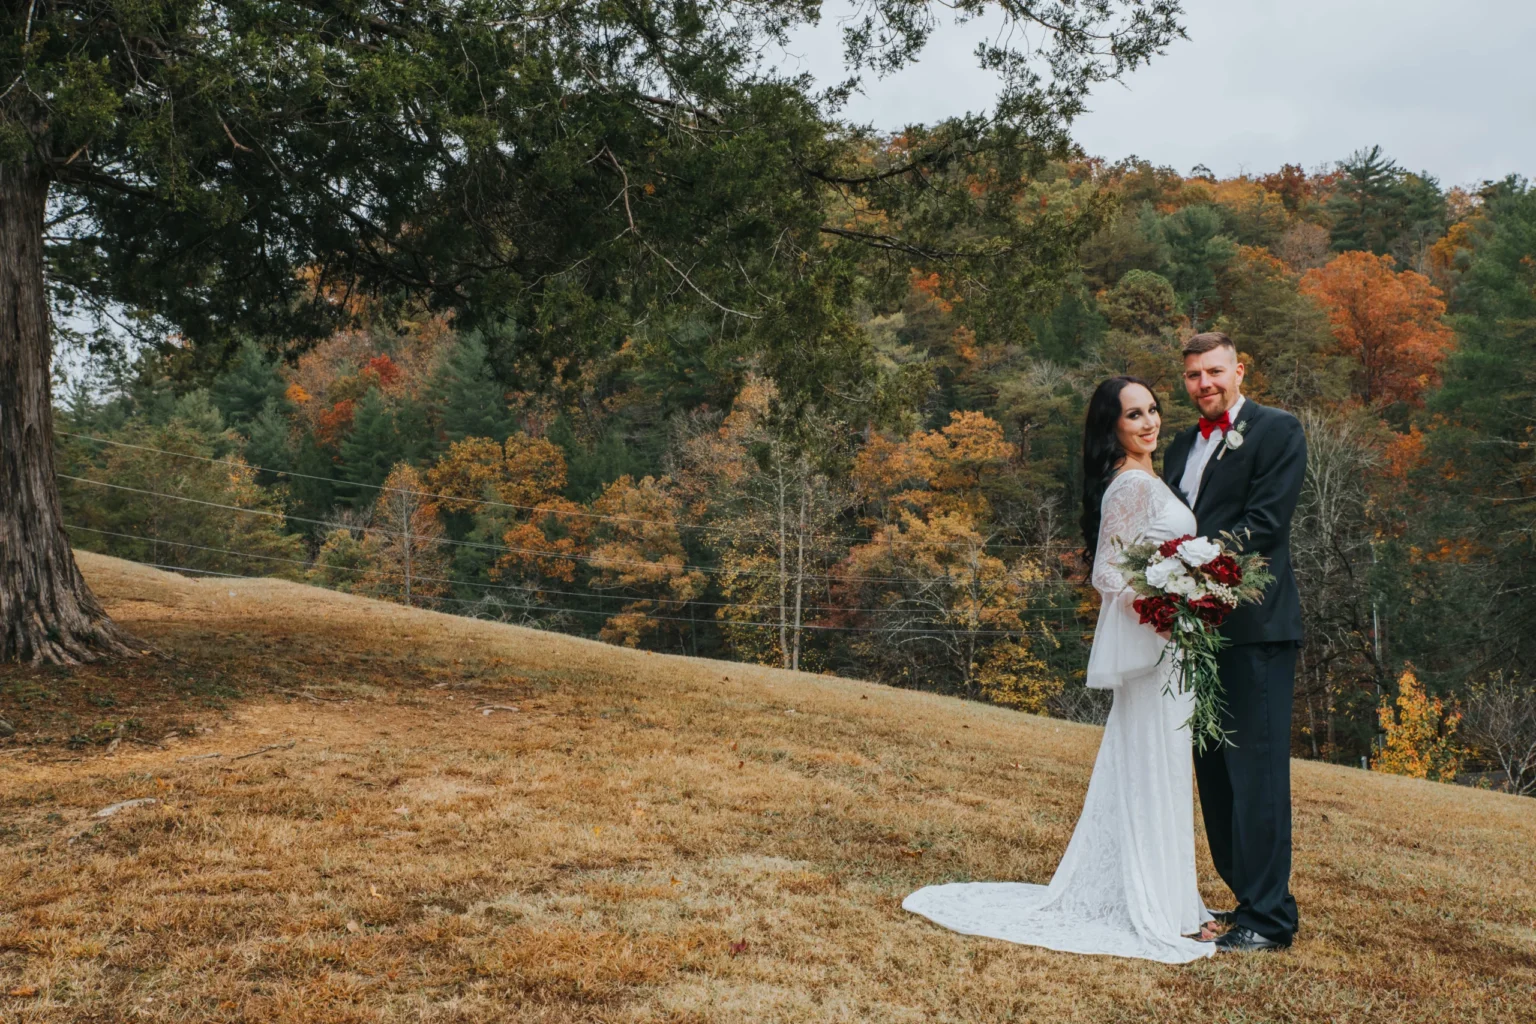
1085;472;1171;690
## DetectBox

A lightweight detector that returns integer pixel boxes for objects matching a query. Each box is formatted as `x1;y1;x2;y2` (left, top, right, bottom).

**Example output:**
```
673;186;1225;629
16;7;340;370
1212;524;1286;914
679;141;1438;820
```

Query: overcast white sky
781;0;1535;187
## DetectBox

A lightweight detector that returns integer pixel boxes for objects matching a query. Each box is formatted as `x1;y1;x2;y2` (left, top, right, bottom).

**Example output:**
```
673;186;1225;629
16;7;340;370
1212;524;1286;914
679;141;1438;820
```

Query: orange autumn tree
1299;251;1455;407
853;410;1015;524
425;435;590;585
1372;668;1465;782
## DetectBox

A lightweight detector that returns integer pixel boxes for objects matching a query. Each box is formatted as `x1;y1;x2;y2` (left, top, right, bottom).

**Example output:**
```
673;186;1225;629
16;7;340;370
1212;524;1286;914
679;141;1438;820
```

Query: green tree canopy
2;0;1183;662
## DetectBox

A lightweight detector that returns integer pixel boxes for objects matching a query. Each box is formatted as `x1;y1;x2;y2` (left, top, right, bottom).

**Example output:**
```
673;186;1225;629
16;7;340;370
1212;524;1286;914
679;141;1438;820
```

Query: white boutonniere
1215;419;1250;460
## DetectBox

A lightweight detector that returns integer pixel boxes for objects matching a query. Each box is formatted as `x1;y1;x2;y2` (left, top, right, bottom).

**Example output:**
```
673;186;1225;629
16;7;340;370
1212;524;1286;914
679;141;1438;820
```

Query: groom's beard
1197;388;1240;417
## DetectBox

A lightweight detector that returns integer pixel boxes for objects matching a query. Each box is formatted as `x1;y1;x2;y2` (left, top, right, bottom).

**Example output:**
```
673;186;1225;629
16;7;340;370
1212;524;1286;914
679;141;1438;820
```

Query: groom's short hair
1182;331;1237;358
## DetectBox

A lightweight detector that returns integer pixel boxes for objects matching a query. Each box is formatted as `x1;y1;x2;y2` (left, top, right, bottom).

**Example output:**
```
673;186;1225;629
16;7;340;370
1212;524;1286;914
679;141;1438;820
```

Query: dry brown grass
1;552;1533;1023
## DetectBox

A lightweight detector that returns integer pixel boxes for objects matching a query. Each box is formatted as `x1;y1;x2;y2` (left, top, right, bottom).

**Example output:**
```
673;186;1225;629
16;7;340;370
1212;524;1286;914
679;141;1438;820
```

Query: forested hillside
54;148;1536;790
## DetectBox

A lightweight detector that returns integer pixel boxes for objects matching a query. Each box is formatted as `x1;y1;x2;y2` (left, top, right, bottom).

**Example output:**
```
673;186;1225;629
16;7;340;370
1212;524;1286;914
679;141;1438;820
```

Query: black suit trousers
1194;640;1300;943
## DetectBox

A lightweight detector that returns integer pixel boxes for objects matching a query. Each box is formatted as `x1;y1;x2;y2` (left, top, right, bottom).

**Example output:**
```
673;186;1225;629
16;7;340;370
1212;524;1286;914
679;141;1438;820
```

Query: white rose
1166;572;1205;600
1175;536;1222;567
1145;556;1184;590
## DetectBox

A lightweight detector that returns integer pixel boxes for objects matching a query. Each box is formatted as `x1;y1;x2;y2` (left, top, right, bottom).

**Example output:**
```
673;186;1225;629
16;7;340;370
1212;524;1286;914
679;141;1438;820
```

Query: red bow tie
1198;411;1232;439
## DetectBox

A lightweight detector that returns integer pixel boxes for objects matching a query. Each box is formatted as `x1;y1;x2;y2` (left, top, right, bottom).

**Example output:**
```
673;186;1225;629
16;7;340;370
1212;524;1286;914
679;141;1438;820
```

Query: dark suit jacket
1162;400;1307;646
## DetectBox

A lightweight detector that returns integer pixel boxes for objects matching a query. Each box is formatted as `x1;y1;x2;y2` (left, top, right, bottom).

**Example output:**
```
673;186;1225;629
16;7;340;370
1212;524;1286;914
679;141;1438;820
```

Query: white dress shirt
1178;395;1245;506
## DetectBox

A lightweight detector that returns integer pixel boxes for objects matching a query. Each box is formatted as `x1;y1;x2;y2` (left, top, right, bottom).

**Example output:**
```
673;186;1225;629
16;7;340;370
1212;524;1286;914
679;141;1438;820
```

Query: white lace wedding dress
903;469;1215;963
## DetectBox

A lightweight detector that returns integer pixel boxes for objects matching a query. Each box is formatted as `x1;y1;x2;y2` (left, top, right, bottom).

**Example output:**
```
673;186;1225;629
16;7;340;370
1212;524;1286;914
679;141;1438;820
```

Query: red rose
1187;595;1233;626
1158;534;1195;558
1204;555;1242;586
1133;595;1179;633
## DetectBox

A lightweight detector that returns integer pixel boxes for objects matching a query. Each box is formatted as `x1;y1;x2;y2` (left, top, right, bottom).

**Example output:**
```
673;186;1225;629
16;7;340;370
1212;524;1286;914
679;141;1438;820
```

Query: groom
1162;332;1307;953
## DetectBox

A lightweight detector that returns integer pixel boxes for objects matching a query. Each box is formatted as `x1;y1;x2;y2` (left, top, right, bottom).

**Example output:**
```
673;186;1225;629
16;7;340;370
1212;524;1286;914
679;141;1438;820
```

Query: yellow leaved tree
587;476;706;649
670;376;851;671
1372;669;1465;782
309;462;449;607
840;411;1062;701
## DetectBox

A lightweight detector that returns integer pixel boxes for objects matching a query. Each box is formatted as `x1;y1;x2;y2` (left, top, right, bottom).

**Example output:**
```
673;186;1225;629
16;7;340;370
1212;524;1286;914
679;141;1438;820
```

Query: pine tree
245;399;295;487
1394;172;1448;272
287;436;340;530
550;418;648;503
210;340;288;433
427;333;512;445
1026;285;1107;364
1404;180;1536;688
339;388;405;503
1327;146;1412;255
1152;205;1237;329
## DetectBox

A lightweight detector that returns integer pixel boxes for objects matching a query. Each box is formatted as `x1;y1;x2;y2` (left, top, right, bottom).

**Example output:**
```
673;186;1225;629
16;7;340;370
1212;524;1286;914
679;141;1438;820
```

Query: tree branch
52;164;157;200
818;226;1014;261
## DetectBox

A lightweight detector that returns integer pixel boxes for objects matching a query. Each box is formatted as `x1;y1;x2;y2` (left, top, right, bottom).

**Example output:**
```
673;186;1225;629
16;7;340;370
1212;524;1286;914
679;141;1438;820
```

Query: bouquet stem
1163;609;1235;753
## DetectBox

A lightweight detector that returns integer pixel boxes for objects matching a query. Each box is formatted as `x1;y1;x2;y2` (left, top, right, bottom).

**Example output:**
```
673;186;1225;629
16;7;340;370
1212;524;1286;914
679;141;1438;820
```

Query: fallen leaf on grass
9;986;38;997
370;885;382;899
346;920;362;934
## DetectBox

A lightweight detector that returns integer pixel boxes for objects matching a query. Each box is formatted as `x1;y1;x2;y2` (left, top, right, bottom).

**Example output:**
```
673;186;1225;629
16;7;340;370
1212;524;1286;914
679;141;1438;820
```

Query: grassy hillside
1;553;1533;1023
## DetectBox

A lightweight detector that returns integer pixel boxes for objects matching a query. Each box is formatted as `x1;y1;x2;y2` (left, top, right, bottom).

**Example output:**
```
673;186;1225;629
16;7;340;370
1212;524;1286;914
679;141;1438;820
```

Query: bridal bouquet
1115;534;1274;752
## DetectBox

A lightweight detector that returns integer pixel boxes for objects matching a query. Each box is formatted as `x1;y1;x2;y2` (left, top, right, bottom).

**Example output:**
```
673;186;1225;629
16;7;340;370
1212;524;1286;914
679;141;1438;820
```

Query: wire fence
59;472;1078;588
57;429;1056;554
64;522;1090;622
59;476;1099;643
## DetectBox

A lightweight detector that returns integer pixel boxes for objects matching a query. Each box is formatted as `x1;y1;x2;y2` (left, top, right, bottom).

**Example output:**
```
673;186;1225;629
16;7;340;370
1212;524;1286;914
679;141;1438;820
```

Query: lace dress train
903;470;1214;964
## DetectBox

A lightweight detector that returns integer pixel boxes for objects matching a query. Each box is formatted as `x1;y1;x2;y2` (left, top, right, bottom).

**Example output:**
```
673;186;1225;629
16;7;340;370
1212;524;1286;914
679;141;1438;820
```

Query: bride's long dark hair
1080;375;1159;561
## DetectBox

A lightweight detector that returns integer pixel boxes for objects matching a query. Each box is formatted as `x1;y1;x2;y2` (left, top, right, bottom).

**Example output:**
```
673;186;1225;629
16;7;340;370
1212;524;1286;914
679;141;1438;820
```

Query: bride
903;376;1217;963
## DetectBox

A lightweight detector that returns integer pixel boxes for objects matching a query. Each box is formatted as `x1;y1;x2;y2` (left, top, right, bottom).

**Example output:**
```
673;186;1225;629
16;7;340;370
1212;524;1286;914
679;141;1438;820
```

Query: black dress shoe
1214;926;1291;952
1207;909;1238;926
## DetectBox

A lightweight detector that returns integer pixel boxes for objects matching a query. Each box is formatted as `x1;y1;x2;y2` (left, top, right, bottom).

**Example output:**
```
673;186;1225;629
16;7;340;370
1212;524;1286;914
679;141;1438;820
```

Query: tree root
3;605;147;667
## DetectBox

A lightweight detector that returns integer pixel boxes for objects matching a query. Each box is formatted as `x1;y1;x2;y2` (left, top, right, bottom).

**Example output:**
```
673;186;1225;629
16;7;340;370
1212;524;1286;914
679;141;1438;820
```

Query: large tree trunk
0;163;139;664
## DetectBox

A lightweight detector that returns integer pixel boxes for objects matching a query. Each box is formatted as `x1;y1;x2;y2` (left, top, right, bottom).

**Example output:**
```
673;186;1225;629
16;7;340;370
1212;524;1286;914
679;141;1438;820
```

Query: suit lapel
1162;429;1196;508
1193;399;1259;514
